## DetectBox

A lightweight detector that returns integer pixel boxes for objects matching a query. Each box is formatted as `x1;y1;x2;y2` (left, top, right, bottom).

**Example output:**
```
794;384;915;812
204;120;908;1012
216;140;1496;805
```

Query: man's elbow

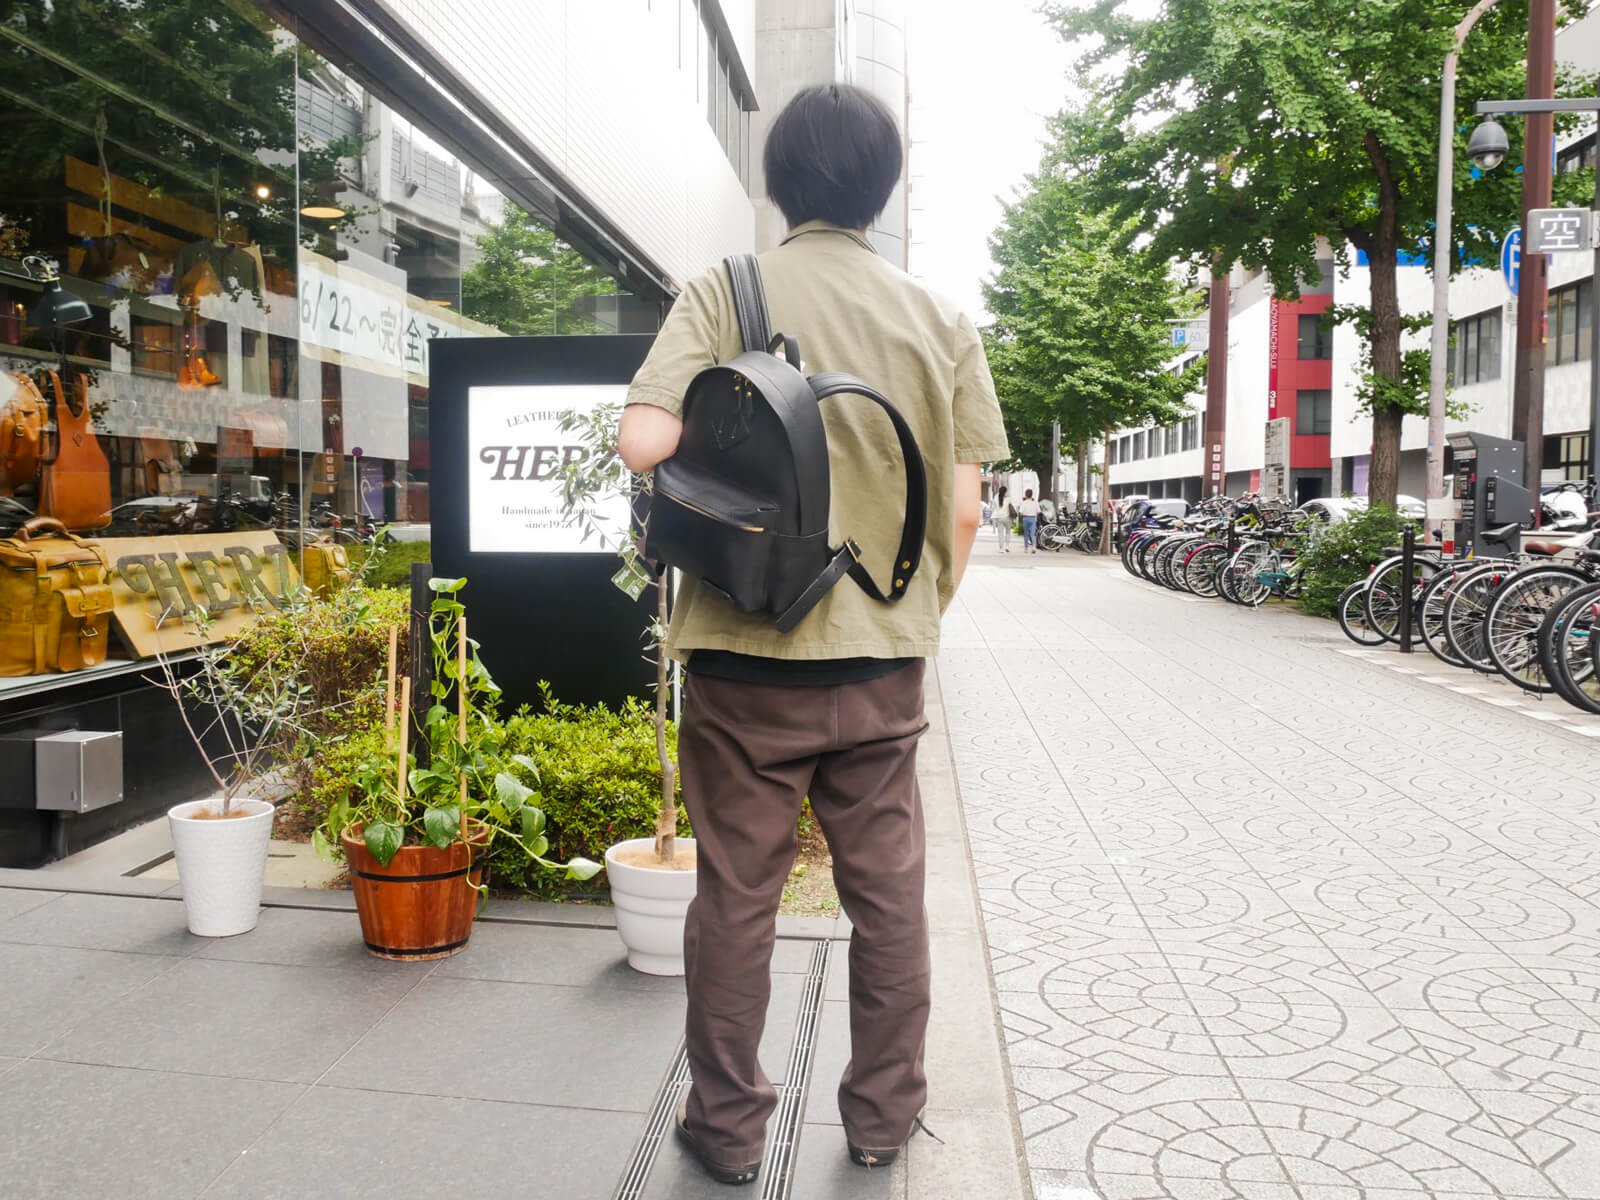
616;432;653;475
955;502;983;533
616;405;683;474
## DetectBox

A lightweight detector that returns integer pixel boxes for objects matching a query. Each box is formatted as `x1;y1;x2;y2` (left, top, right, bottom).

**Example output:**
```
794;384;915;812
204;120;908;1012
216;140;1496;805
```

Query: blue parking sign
1501;226;1521;296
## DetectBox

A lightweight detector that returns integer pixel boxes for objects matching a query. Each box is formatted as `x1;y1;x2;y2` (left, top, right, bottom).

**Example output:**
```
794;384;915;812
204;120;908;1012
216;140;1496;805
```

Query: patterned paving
939;552;1600;1200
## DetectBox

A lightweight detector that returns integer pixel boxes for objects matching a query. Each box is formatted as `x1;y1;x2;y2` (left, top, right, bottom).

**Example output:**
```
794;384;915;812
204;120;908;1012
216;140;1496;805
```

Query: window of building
1108;440;1118;465
1181;416;1200;451
1165;425;1179;455
1296;389;1333;436
1557;133;1597;177
1297;311;1333;360
1548;279;1594;368
1449;308;1502;385
1132;431;1146;460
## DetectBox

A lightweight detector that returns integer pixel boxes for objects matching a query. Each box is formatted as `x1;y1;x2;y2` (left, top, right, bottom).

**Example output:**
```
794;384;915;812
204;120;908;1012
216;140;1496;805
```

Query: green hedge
495;688;687;896
353;539;433;589
1297;504;1414;617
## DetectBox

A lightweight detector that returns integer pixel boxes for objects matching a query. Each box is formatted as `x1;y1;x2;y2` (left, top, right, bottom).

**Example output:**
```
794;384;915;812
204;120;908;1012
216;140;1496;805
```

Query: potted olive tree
314;577;600;960
147;605;320;937
559;405;696;975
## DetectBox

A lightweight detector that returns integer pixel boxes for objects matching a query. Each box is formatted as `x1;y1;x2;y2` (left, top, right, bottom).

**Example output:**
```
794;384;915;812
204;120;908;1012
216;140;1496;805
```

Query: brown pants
679;662;931;1163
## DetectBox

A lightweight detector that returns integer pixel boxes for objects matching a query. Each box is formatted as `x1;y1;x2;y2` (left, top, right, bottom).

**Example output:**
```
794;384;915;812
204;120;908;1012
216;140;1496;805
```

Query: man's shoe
847;1114;942;1168
675;1097;761;1186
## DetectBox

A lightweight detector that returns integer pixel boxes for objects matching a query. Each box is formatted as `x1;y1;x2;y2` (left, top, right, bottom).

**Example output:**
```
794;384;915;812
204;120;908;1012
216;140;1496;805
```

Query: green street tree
983;165;1202;512
462;203;615;335
1044;0;1593;507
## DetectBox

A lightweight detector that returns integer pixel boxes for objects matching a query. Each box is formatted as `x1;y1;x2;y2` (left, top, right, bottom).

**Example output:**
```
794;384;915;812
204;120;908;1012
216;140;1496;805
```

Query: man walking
617;84;1008;1184
1018;489;1041;552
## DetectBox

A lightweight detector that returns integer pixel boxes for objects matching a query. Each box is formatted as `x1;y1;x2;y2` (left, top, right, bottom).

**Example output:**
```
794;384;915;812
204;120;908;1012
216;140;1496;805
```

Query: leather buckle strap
807;373;928;608
776;541;860;634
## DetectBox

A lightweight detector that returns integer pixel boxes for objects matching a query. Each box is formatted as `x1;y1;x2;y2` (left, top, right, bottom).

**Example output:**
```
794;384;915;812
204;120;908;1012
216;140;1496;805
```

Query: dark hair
1024;489;1034;499
764;84;903;230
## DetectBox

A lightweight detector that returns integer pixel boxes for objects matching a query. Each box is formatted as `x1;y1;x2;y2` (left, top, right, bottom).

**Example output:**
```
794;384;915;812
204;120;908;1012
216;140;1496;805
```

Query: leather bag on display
0;371;47;497
39;372;112;530
301;539;353;597
635;255;928;634
0;516;116;676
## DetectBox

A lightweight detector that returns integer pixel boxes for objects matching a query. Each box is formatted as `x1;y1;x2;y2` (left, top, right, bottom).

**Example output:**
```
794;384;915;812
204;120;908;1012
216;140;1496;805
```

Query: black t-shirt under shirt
689;650;917;687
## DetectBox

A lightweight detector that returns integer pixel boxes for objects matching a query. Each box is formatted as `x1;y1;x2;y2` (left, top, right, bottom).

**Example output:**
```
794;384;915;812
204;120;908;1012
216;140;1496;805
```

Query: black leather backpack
636;255;927;633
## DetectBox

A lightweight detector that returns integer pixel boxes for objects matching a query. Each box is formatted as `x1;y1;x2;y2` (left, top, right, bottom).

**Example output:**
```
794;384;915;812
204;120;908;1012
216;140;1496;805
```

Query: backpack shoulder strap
775;372;929;634
723;255;772;355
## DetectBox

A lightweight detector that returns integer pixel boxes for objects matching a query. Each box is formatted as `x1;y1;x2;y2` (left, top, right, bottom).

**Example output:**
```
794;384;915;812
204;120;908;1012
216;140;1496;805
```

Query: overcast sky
905;1;1076;323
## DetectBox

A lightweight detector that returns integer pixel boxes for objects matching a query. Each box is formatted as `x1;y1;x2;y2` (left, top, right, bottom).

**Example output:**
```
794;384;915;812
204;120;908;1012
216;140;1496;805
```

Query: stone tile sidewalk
943;550;1600;1200
0;661;1024;1200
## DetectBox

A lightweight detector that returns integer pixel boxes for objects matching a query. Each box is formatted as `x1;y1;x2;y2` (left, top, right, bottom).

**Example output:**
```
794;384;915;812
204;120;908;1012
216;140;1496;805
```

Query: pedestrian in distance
1018;488;1040;552
617;81;1009;1186
992;483;1012;551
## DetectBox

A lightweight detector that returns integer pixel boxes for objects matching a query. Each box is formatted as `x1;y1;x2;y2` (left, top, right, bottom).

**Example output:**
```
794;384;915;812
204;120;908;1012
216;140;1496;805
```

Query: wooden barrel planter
342;825;488;961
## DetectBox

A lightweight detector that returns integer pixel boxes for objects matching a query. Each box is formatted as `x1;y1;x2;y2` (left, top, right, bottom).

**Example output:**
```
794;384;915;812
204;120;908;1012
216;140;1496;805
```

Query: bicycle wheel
1539;582;1600;713
1483;565;1588;691
1417;565;1472;668
1226;543;1273;606
1337;580;1389;645
1134;534;1167;582
1365;555;1438;644
1182;543;1230;598
1153;537;1193;590
1443;563;1512;672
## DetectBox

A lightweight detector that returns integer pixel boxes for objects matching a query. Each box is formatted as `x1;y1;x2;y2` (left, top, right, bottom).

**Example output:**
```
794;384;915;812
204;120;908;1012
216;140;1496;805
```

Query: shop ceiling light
254;184;272;200
299;179;346;221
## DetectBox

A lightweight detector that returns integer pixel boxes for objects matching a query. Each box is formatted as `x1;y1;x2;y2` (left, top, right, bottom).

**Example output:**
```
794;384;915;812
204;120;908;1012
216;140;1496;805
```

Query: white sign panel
1526;208;1596;254
468;384;630;554
1262;417;1290;500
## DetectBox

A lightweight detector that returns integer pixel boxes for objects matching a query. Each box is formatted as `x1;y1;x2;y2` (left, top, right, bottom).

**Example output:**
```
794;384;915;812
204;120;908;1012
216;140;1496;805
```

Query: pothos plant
556;403;681;864
313;577;600;888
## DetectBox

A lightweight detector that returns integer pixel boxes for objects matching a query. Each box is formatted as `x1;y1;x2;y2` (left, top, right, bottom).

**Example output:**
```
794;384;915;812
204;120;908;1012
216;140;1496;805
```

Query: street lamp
1425;0;1502;543
1471;95;1600;491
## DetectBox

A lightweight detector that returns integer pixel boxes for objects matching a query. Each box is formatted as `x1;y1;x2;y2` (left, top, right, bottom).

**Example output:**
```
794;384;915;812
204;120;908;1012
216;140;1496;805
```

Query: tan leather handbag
0;372;47;496
39;372;112;531
301;539;353;597
0;516;116;676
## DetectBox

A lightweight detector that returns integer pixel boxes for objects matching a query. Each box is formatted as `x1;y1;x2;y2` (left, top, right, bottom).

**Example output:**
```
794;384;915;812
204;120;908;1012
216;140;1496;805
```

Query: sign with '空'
468;384;630;554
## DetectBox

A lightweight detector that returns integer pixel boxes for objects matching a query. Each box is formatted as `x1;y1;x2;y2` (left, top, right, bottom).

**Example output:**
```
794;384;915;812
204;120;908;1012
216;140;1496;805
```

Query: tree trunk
1098;429;1114;554
652;576;676;863
1370;406;1405;512
1033;459;1053;508
1075;443;1088;507
1364;134;1404;509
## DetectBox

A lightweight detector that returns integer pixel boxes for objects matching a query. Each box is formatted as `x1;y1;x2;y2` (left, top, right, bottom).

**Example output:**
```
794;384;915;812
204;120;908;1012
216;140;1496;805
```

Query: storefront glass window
0;1;633;684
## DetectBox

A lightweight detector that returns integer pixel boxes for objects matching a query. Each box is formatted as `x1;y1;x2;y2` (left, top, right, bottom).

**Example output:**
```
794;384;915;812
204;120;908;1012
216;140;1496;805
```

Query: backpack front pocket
647;465;778;612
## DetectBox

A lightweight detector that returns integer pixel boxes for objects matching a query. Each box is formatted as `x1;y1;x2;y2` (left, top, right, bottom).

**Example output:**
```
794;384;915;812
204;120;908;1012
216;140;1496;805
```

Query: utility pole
1204;261;1230;496
1511;0;1556;493
1049;420;1061;507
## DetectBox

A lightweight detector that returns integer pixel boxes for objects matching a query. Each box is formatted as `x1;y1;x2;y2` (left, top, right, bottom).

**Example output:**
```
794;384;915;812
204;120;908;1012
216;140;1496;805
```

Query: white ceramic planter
168;798;275;937
605;837;698;976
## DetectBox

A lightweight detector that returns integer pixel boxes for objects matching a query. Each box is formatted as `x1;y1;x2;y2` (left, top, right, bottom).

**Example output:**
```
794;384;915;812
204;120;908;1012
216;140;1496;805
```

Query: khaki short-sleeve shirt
626;221;1009;663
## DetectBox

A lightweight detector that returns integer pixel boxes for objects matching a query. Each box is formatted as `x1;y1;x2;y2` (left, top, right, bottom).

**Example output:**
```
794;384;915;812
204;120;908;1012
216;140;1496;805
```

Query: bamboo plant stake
458;615;468;840
384;625;399;731
396;676;411;811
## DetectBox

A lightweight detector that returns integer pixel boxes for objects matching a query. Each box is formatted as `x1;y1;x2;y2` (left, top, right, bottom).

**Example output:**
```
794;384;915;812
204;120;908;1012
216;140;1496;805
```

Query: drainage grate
613;939;832;1200
615;1043;691;1200
759;940;830;1200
